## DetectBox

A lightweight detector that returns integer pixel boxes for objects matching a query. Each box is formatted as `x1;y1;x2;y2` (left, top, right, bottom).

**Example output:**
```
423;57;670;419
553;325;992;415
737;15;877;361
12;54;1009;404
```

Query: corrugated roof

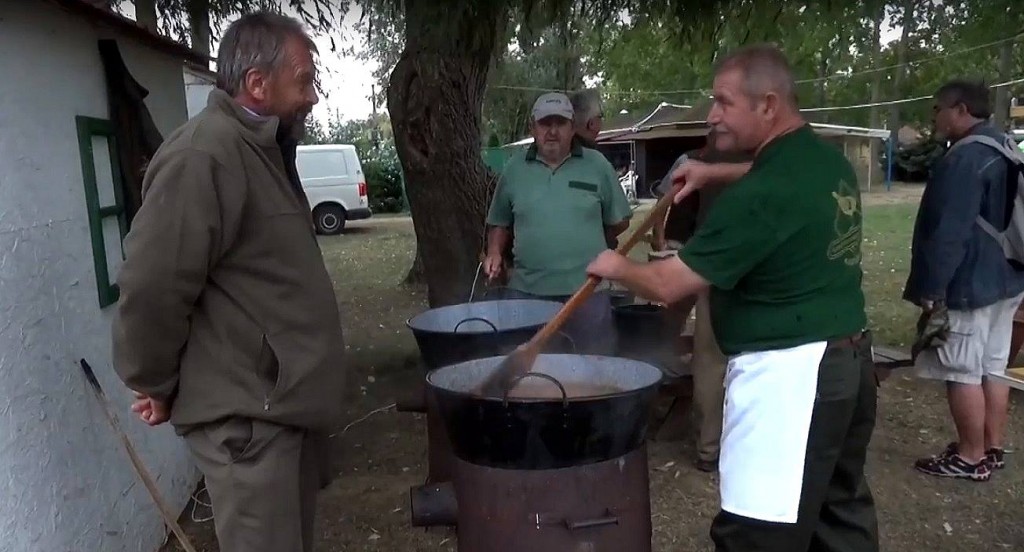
503;98;890;147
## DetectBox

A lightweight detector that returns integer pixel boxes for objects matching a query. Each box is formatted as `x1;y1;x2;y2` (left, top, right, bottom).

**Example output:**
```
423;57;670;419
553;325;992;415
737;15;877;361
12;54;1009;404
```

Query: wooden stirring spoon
476;188;681;398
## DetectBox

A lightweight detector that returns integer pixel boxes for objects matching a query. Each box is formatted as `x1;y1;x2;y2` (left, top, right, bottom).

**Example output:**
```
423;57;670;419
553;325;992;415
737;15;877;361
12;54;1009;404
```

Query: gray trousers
496;287;617;356
183;418;332;552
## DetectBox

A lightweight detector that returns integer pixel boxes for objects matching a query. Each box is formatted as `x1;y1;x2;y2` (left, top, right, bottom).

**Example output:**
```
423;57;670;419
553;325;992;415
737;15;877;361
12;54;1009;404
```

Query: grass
166;193;1024;552
862;202;919;348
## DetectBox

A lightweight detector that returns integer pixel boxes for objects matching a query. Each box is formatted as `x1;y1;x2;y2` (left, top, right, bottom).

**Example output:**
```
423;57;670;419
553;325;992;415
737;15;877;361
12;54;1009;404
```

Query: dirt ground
163;190;1024;552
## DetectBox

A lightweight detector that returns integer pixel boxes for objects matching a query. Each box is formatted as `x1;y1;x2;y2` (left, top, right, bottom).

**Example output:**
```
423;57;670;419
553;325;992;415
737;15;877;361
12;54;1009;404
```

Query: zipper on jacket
260;335;274;412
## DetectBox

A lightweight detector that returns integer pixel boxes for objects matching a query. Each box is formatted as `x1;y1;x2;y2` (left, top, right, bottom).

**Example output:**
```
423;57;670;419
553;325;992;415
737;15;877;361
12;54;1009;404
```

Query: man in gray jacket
111;13;346;551
651;132;752;472
906;79;1024;481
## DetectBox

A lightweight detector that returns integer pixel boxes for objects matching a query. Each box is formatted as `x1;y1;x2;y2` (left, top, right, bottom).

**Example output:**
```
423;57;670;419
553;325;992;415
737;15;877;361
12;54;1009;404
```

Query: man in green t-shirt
587;44;878;552
484;92;632;355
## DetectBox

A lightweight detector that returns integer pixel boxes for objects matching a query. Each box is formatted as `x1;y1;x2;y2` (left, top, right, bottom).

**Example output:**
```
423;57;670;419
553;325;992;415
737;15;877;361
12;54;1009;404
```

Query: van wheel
313;204;346;235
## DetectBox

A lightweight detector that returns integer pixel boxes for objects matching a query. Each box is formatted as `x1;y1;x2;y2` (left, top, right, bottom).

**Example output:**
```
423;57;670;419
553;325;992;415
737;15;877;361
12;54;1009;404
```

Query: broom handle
79;360;198;552
526;190;679;348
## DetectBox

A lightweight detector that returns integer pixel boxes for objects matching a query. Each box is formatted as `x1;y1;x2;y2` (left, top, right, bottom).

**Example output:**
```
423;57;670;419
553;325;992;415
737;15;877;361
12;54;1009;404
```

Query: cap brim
533;113;573;122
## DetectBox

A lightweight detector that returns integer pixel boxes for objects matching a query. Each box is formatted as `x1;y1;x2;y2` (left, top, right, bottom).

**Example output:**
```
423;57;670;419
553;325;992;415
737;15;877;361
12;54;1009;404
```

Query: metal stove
419;353;663;552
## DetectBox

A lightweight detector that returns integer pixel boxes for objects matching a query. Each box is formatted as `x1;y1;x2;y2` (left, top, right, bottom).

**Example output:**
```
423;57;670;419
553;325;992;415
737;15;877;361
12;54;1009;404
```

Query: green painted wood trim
76;115;126;309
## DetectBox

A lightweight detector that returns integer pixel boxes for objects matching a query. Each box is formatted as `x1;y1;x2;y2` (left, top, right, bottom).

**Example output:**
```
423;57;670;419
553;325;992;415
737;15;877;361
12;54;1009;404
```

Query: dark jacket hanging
97;39;165;224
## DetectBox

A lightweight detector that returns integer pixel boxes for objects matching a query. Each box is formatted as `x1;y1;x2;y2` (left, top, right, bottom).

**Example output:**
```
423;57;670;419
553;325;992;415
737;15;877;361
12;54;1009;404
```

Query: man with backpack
905;79;1024;481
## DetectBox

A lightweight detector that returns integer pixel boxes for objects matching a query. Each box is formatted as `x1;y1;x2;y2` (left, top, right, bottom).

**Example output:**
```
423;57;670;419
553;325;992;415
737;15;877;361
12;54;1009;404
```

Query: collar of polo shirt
525;138;584;163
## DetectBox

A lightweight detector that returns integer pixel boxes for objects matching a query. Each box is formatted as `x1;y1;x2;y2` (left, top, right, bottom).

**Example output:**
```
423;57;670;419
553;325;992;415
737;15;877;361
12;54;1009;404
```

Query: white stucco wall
0;3;197;552
184;67;215;119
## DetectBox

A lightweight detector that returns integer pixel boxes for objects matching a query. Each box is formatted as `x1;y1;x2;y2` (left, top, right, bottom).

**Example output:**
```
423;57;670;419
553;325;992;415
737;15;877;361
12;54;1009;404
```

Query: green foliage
125;0;345;52
881;138;946;182
361;143;406;214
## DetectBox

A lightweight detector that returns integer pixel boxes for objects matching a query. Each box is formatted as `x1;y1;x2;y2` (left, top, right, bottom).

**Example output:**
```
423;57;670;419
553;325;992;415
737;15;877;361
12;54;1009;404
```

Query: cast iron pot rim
425;353;664;405
612;302;666;312
405;299;565;337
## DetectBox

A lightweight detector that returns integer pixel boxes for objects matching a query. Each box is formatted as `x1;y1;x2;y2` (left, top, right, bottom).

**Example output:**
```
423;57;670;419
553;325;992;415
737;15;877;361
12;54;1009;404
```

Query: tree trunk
134;0;158;31
867;4;884;189
994;41;1013;130
188;0;211;58
888;0;915;146
388;0;509;307
404;247;426;284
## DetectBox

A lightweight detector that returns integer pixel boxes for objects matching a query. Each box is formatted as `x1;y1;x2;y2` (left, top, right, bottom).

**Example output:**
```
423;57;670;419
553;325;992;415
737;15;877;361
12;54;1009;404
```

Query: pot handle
502;372;568;408
454;317;498;333
556;331;577;354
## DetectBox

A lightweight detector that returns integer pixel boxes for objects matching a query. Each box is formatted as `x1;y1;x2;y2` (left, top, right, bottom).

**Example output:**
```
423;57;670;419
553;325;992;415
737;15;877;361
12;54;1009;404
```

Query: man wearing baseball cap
483;92;632;355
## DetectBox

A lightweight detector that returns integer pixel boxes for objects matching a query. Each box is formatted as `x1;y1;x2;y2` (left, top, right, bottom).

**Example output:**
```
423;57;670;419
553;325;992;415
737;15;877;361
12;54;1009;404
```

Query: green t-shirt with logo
679;125;867;355
487;143;633;296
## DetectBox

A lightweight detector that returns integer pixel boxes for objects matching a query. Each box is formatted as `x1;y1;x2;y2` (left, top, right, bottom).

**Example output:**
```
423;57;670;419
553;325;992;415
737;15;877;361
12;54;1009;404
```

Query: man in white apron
587;44;878;551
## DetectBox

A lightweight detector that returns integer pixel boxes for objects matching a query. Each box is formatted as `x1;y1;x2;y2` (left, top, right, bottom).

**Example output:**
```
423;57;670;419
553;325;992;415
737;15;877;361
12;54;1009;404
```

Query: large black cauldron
427;354;663;470
407;300;564;370
613;303;677;370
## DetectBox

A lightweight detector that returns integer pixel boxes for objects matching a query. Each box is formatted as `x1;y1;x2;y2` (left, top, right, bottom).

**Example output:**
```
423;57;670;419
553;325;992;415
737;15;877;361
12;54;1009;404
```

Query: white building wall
184;67;216;119
0;3;197;551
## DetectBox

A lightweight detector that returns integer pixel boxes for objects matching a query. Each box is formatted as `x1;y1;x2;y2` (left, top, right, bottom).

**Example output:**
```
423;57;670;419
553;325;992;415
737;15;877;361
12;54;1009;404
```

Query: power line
799;76;1024;113
800;95;932;112
795;31;1024;86
489;31;1024;98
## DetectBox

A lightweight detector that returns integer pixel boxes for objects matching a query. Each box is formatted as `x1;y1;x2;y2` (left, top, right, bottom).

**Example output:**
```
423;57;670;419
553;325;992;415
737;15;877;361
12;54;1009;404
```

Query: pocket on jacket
257;334;283;404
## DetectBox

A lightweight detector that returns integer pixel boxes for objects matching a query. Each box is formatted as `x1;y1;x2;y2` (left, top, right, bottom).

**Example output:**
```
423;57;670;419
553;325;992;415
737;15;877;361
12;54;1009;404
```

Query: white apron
718;341;827;524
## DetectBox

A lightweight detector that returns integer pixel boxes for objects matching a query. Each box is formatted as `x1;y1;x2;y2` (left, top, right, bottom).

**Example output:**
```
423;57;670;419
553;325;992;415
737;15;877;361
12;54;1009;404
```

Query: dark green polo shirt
679;125;867;355
487;142;633;296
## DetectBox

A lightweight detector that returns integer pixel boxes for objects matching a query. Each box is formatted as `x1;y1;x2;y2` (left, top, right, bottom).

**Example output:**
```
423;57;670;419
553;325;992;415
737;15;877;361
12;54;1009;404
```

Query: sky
117;1;379;123
214;5;381;125
289;5;380;125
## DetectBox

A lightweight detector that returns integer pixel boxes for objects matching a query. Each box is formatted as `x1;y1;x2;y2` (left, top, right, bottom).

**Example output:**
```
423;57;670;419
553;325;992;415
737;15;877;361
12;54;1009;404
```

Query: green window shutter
75;116;128;309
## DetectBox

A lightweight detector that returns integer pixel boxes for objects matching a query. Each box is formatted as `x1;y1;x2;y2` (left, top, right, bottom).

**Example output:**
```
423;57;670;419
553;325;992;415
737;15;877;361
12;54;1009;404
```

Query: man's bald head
713;43;798;110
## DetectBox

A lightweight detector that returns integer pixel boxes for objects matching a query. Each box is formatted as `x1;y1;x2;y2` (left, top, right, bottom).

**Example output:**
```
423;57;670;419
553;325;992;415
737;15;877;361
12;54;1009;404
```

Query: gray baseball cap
532;92;574;121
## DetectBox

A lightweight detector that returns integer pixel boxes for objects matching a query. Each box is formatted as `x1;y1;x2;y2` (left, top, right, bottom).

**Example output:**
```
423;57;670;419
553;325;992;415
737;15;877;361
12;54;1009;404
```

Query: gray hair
713;43;798;108
569;89;602;126
935;79;991;119
216;12;317;97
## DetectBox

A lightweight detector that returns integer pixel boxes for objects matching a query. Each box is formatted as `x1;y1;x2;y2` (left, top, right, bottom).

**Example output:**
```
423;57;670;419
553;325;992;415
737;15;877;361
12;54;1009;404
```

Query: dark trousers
711;335;880;552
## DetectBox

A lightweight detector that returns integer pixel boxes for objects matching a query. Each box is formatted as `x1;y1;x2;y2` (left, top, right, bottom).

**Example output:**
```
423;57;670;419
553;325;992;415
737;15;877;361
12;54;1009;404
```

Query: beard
279;109;310;142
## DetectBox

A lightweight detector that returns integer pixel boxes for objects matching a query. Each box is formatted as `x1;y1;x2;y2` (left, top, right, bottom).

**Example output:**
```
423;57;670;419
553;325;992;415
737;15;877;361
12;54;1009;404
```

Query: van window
297;151;349;179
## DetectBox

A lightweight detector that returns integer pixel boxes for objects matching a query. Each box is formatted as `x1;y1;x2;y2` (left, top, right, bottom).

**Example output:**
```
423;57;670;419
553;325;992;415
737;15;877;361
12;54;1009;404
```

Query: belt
826;331;866;350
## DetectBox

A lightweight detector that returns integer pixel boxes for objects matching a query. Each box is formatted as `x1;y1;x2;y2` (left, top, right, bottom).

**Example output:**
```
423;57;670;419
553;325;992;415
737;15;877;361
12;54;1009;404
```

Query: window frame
75;115;128;309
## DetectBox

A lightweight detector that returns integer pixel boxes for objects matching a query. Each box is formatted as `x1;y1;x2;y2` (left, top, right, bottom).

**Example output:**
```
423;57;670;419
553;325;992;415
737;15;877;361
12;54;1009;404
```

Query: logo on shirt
827;179;862;265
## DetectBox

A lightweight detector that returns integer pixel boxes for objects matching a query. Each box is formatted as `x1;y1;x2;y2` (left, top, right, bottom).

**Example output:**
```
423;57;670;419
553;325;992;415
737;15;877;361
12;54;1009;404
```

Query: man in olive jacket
111;13;345;552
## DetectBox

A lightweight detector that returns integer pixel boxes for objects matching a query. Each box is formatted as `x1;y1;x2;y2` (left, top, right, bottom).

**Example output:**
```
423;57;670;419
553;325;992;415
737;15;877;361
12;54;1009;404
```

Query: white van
295;144;373;234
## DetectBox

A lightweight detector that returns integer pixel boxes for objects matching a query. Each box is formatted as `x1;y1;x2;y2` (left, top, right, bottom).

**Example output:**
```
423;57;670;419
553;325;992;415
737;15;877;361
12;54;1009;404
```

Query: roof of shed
504;100;890;146
48;0;212;66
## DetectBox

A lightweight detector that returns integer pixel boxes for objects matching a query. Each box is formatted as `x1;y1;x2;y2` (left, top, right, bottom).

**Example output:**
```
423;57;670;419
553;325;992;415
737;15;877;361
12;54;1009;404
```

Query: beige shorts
915;292;1024;385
